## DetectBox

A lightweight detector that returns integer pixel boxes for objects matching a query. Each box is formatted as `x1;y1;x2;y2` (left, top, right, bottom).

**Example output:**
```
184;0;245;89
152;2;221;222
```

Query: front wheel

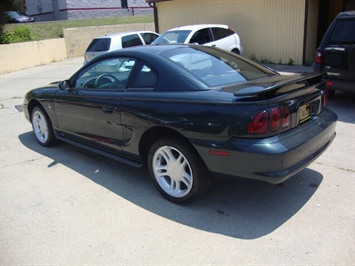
148;138;210;204
31;106;56;147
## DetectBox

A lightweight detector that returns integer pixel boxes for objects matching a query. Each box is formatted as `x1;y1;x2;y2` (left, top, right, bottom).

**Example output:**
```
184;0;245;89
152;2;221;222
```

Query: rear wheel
31;106;56;147
231;49;240;55
148;138;210;204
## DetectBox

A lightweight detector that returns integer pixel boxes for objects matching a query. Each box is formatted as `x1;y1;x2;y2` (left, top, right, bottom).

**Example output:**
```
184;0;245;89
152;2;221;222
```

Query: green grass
3;15;154;41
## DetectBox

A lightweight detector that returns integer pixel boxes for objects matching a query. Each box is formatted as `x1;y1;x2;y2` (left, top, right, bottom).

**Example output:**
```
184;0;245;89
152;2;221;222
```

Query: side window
140;32;159;44
190;28;212;44
75;58;136;89
122;34;143;48
211;27;234;41
132;64;157;88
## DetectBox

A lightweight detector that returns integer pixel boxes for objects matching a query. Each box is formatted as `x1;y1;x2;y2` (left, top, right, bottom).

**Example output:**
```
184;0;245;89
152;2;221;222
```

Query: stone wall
0;22;155;74
0;39;67;74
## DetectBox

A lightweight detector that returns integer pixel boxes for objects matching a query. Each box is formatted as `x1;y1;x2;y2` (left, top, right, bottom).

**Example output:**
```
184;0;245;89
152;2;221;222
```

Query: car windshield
152;30;191;44
159;47;274;87
329;18;355;44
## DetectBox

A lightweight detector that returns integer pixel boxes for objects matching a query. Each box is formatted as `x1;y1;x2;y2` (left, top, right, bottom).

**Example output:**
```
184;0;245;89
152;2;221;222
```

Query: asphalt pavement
0;57;354;265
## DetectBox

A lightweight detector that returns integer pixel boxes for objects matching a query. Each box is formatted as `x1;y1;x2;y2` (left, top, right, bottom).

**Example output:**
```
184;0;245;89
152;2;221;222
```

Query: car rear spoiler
233;73;324;99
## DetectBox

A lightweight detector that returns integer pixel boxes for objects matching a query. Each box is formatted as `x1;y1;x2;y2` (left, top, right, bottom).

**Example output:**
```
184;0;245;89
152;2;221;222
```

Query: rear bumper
193;108;337;184
313;63;355;93
323;77;355;93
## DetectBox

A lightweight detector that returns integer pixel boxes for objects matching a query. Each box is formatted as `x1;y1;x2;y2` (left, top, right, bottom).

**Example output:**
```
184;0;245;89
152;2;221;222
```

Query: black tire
31;106;57;147
148;137;210;204
231;49;240;55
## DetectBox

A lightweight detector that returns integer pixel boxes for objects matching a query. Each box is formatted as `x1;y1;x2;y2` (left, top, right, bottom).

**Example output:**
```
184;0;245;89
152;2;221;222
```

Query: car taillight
326;81;333;87
248;111;269;134
248;106;290;134
270;107;281;132
315;50;322;64
281;106;290;128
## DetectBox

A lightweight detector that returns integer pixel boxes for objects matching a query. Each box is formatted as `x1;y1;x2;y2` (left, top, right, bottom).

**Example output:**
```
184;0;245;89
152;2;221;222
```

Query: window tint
76;58;136;89
86;38;111;52
211;27;234;41
133;64;157;88
122;34;143;48
329;19;355;44
141;32;159;44
190;28;211;44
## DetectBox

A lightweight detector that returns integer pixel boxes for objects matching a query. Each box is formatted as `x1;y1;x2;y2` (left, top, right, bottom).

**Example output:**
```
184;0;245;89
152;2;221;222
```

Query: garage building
147;0;355;65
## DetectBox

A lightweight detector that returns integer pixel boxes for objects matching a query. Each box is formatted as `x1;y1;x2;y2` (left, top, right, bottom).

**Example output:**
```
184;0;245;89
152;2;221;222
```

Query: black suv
313;11;355;96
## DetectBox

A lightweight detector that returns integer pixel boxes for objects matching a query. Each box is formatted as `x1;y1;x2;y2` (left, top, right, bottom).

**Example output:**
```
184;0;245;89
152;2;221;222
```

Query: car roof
91;44;207;63
337;10;355;18
6;11;22;15
94;31;157;39
166;24;229;31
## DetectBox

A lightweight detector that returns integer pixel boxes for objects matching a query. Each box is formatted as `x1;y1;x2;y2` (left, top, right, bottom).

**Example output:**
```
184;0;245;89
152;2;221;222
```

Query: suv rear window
329;19;355;44
86;38;111;52
122;34;143;48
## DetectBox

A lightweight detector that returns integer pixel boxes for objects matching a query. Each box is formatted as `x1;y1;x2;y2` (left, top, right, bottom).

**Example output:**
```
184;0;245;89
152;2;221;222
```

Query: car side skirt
55;134;144;168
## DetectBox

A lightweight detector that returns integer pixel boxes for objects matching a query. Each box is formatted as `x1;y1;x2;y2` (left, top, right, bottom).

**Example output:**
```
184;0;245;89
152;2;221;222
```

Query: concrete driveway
0;58;354;265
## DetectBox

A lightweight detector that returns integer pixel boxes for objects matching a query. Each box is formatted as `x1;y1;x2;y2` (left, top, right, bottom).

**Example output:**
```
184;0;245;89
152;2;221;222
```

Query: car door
54;57;136;153
120;62;159;158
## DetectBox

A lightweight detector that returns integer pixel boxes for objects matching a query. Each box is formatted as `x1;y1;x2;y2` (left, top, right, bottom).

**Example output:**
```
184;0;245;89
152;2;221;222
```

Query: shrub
0;26;37;44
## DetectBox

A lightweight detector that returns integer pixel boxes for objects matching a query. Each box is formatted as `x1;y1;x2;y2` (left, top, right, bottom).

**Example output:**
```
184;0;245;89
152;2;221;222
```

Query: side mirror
59;80;72;90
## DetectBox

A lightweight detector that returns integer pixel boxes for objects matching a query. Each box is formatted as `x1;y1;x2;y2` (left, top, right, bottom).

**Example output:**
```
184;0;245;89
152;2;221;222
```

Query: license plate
300;103;311;123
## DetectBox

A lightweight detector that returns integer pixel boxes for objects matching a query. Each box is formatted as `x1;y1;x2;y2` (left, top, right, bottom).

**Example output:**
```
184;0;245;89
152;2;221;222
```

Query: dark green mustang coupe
23;45;337;204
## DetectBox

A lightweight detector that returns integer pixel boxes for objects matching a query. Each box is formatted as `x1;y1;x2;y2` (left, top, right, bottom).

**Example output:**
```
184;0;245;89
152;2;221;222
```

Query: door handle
102;104;114;114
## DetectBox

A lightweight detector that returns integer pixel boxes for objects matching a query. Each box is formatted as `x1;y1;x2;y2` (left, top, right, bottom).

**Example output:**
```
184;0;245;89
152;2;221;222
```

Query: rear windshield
86;38;111;52
329;18;355;44
152;30;191;44
159;47;274;87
